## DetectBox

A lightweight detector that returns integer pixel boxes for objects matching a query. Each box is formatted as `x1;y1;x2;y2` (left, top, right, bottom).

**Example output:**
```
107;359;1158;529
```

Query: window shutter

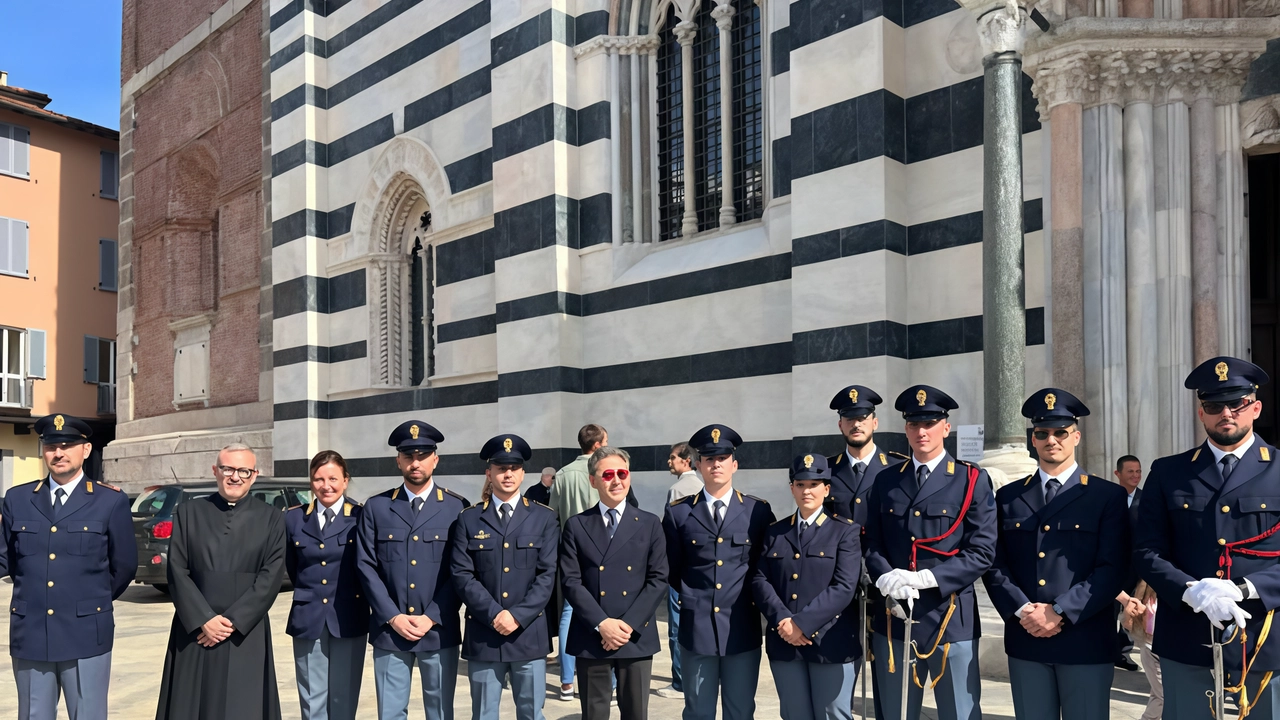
99;239;117;291
83;335;98;384
27;329;45;379
12;220;27;276
0;124;10;175
100;151;117;198
13;126;28;177
0;219;9;275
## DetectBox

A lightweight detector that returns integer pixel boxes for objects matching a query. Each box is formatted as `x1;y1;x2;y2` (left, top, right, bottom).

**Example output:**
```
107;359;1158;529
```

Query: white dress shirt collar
403;480;435;501
1039;463;1078;495
798;507;824;527
317;496;345;528
49;472;84;504
912;452;946;477
1207;434;1256;465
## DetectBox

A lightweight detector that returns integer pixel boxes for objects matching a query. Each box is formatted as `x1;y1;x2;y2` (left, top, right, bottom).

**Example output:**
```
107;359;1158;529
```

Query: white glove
876;569;911;598
1202;596;1252;630
914;569;939;590
1183;579;1243;613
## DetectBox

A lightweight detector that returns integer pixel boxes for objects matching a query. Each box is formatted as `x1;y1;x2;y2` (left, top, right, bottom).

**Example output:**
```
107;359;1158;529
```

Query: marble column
1124;100;1159;466
1153;100;1194;454
1216;102;1250;359
1082;103;1129;477
676;20;699;237
1190;96;1219;365
1050;104;1086;401
713;2;736;227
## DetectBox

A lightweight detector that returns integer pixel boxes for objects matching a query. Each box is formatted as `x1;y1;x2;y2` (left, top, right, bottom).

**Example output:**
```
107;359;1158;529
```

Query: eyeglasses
1202;398;1257;416
1032;429;1073;441
218;465;258;480
600;468;630;481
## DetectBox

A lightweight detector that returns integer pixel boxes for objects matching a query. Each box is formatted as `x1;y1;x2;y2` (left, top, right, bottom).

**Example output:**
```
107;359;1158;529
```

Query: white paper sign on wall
956;425;984;463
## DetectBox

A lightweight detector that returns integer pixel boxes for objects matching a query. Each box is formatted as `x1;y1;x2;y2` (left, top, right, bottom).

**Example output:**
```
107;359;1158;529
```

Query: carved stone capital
674;20;698;46
1242;95;1280;154
1023;17;1280;120
974;0;1029;56
573;34;662;59
712;3;736;31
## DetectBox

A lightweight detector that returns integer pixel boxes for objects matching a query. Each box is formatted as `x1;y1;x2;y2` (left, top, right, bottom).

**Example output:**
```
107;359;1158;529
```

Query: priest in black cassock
155;443;287;720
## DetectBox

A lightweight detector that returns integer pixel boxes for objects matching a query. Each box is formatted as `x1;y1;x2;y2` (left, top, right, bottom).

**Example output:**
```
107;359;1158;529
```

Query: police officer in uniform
357;420;469;720
285;450;369;720
663;424;776;720
752;453;861;720
865;386;996;720
1135;356;1280;718
982;389;1130;719
450;434;559;720
1;413;136;720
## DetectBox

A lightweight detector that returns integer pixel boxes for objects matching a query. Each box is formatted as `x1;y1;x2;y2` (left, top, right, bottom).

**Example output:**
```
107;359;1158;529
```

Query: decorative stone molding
969;0;1030;56
1242;94;1280;153
712;3;736;30
573;34;662;60
674;20;698;45
169;313;214;410
1024;18;1280;120
1241;0;1280;16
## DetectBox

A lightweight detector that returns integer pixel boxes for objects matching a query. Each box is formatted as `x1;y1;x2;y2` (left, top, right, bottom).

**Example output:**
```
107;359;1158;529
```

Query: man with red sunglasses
1135;356;1280;718
559;447;668;720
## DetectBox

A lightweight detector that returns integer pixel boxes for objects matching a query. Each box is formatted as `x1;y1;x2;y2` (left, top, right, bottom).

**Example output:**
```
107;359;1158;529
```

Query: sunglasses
599;468;630;481
1201;398;1257;416
1032;429;1073;441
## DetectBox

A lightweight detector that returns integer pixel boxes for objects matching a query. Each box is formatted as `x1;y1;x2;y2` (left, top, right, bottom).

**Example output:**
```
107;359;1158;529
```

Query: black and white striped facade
266;0;1050;510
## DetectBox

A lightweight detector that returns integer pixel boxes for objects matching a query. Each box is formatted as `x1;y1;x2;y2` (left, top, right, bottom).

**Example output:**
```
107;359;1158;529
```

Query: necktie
798;520;808;540
916;465;929;492
53;488;66;515
1221;454;1238;481
323;508;336;529
713;500;726;529
853;462;867;487
607;509;619;539
1045;477;1061;504
500;503;510;528
412;497;425;514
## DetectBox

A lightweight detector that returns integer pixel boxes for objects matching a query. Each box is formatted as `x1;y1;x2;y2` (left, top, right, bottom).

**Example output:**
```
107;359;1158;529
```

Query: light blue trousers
13;651;111;720
468;658;546;720
769;658;856;720
292;630;367;720
681;646;763;720
871;632;981;720
1007;657;1113;720
372;645;458;720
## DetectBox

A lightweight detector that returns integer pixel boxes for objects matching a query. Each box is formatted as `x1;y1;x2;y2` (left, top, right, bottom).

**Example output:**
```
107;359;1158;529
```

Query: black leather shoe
1115;655;1140;671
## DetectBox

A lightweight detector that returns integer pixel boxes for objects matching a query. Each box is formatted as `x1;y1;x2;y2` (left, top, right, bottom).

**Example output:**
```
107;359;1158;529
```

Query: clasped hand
390;614;436;641
777;618;812;647
875;568;935;601
598;618;633;651
1018;603;1063;638
197;615;235;647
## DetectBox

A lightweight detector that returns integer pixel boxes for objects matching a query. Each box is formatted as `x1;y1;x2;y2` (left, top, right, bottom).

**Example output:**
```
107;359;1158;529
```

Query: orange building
0;72;119;493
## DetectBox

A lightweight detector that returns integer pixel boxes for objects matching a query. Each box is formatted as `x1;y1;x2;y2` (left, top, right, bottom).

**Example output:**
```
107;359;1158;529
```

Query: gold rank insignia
53;414;65;431
947;461;955;475
850;388;858;403
1216;361;1229;381
803;455;814;469
1263;447;1272;462
1045;393;1057;411
916;389;927;406
880;452;887;465
711;428;721;444
475;530;491;540
410;424;420;439
1081;476;1089;486
503;437;513;452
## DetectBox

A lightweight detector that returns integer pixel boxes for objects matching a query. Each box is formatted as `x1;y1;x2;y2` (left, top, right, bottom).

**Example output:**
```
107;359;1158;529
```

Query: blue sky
0;1;122;130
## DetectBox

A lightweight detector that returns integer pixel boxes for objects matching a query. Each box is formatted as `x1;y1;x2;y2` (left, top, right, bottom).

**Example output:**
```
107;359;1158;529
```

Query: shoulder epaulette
530;499;552;511
442;487;470;505
13;478;41;490
770;515;791;527
954;458;976;467
287;504;305;512
744;493;769;504
95;481;122;492
1191;447;1202;462
1021;473;1036;486
886;451;909;460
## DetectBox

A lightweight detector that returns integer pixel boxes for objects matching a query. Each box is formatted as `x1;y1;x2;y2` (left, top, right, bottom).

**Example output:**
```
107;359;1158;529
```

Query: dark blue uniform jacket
752;511;861;663
2;477;136;662
285;499;370;640
560;505;668;659
983;467;1130;664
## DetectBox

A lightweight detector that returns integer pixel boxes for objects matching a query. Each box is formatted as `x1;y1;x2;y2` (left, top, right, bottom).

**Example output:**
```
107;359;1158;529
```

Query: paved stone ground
0;580;1171;719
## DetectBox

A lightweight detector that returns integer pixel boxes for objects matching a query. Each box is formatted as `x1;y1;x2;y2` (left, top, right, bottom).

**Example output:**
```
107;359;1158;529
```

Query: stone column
675;20;699;237
1154;100;1194;454
1050;103;1086;401
1124;99;1160;466
1190;95;1219;365
958;0;1039;485
713;2;736;227
1216;101;1249;359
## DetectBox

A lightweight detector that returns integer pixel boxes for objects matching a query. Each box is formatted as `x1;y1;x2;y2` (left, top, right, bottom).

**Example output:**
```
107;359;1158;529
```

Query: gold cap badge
1216;361;1229;382
1045;393;1057;411
409;424;420;440
916;389;927;407
53;415;65;431
711;428;721;444
503;437;513;452
803;454;814;469
849;388;858;403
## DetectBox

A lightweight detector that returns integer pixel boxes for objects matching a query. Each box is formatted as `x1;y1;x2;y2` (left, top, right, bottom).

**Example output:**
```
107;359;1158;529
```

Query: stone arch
350;137;453;258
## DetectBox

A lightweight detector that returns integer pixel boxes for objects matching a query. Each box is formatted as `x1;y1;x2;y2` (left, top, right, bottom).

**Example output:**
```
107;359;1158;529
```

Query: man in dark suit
356;420;470;720
663;424;776;720
1113;454;1143;672
451;434;559;720
1135;356;1280;718
865;386;997;720
1;413;136;720
983;388;1131;719
560;446;668;720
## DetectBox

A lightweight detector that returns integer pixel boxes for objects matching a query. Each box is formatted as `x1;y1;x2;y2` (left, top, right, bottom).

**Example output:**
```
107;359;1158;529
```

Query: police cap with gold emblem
1185;356;1269;403
1021;388;1089;428
790;452;832;483
829;384;882;419
894;384;958;422
689;424;742;457
480;434;532;465
34;413;92;444
388;420;444;454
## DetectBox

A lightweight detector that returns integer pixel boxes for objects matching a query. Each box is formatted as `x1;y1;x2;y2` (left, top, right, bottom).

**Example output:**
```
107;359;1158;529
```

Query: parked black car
131;479;313;593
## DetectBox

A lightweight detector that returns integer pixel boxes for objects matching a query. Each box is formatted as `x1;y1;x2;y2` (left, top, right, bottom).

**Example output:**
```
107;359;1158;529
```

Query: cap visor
902;412;948;422
1198;389;1255;403
396;444;437;453
1031;418;1077;429
790;472;831;482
